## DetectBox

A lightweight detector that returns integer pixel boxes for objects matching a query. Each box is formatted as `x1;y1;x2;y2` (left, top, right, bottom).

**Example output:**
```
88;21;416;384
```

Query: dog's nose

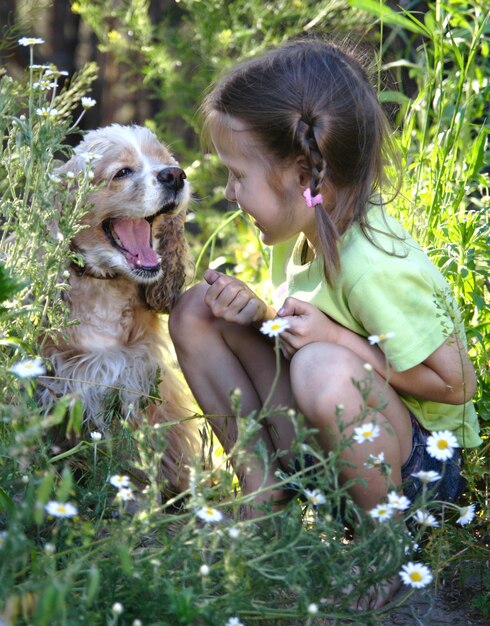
157;166;186;191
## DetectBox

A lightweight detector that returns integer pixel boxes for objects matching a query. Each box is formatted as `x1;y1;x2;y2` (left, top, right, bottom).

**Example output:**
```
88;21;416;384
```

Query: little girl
170;39;480;519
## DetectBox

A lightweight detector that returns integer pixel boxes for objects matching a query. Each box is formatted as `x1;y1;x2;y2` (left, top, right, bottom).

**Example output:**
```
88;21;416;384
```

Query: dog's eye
114;167;133;179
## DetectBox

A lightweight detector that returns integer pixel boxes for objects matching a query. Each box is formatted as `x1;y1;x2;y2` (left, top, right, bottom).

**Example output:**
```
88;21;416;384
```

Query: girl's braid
294;118;327;197
294;117;340;275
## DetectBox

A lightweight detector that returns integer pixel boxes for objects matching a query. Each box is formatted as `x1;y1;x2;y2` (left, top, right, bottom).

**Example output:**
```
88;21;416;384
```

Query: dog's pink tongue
112;218;159;267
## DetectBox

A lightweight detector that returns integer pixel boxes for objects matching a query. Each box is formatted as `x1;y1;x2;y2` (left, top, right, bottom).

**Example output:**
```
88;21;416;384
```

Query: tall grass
0;1;489;624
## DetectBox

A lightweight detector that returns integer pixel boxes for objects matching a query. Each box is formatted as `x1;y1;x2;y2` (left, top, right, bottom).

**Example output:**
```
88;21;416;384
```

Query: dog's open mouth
103;217;160;272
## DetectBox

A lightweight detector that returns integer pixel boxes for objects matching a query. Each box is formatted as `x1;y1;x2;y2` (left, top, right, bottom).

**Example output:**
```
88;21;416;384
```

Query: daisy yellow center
271;323;282;330
410;571;422;582
206;508;215;515
363;431;372;438
437;440;448;449
57;506;67;513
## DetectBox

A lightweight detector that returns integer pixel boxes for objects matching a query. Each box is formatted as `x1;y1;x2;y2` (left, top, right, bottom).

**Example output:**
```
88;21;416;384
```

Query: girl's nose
224;178;236;202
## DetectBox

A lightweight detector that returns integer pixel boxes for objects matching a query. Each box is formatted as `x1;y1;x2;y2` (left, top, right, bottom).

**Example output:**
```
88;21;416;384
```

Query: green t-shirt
271;206;481;448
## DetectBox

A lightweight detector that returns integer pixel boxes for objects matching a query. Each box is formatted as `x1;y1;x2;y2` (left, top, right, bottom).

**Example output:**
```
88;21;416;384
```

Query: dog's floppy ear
143;212;191;313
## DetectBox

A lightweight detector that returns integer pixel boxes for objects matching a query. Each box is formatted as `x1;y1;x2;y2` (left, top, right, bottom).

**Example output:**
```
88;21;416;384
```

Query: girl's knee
169;282;211;345
289;343;358;417
290;342;351;384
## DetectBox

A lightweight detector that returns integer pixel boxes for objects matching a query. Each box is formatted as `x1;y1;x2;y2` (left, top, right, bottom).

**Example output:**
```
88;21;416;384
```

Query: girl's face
212;117;317;246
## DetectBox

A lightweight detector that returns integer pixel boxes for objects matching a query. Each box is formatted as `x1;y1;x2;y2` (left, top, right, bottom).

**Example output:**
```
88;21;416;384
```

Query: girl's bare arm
277;297;477;405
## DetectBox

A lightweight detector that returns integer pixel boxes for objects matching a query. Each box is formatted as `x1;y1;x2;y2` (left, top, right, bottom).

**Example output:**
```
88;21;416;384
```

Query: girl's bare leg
289;342;411;607
289;342;413;509
169;283;297;511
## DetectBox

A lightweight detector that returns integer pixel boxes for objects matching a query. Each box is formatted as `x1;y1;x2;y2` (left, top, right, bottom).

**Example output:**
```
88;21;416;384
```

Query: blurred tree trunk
49;0;80;76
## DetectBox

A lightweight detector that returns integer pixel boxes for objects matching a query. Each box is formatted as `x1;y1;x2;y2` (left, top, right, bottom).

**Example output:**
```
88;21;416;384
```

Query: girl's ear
294;155;311;187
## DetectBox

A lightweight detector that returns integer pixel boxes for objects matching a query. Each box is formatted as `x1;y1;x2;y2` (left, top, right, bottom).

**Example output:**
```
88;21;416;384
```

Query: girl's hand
203;269;274;325
276;297;341;359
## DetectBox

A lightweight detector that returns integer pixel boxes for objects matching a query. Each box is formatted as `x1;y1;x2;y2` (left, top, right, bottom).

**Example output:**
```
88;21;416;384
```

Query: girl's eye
114;167;133;179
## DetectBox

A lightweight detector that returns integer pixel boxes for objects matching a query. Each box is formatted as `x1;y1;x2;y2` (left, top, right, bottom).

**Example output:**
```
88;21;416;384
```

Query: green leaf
0;486;15;515
56;466;73;502
35;585;60;626
66;396;83;438
379;90;411;106
84;565;100;606
117;543;133;575
50;396;71;424
0;263;24;309
34;469;55;524
348;0;429;35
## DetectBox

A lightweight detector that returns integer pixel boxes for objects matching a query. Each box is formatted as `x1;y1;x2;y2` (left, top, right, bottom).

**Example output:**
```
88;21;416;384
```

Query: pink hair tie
303;188;323;208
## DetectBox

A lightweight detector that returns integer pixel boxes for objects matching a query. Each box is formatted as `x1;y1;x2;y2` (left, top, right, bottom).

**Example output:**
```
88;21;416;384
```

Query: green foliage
1;351;482;626
0;55;98;356
384;2;489;419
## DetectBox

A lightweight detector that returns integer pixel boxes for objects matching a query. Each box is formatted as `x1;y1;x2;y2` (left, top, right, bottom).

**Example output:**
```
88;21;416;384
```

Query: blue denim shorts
401;414;466;504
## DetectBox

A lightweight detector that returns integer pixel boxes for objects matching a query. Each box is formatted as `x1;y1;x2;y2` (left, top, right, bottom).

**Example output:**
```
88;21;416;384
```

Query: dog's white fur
39;124;198;492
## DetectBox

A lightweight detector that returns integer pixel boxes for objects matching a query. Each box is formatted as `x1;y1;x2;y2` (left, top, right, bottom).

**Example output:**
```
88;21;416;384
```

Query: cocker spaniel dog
39;124;198;493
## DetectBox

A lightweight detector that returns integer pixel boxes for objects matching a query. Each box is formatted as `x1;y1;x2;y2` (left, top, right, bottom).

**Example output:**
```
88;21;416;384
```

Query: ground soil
381;559;489;626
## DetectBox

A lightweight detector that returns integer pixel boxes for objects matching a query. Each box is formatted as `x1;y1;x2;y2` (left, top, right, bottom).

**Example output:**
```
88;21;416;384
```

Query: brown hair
201;38;400;284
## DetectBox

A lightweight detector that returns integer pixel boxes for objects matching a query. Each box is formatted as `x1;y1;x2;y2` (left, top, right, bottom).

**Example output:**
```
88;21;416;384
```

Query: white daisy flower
45;69;69;77
368;331;396;345
112;602;124;615
79;151;102;162
9;357;46;378
196;506;223;523
387;492;411;511
260;318;290;337
90;431;102;441
81;97;96;109
228;527;240;539
412;470;441;484
307;603;319;614
115;487;134;502
132;621;143;626
369;504;394;522
32;80;57;91
36;107;59;118
404;542;420;555
199;564;210;576
364;452;385;469
426;430;459;461
225;618;244;626
304;489;327;506
18;37;45;46
412;509;439;527
44;542;55;555
353;422;380;444
399;562;433;588
109;475;130;488
45;501;78;518
456;504;476;526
